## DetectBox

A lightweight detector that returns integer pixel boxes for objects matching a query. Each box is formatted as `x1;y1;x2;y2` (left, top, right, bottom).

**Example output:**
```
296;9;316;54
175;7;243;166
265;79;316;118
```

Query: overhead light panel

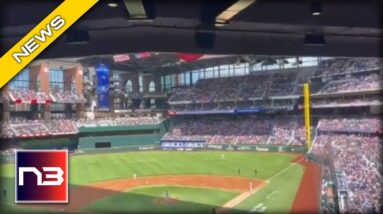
215;0;256;26
123;0;153;21
108;1;118;8
311;0;322;16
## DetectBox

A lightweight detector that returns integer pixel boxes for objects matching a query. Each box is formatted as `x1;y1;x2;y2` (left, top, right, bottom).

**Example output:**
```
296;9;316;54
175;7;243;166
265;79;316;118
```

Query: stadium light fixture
311;0;322;16
215;0;256;27
108;1;118;8
123;0;153;22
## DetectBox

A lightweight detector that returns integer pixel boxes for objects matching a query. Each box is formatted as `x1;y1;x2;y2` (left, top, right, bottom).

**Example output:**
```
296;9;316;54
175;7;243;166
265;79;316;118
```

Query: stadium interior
0;0;382;213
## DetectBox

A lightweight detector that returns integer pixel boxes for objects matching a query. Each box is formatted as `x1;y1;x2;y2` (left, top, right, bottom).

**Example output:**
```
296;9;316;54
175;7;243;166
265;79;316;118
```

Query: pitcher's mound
153;197;179;205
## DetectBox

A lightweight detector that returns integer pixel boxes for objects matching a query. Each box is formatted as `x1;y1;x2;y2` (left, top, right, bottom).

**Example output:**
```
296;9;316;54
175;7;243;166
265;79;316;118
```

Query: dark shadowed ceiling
0;0;382;58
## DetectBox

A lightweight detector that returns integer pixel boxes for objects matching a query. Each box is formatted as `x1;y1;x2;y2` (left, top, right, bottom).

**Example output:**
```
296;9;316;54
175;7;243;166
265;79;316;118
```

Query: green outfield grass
83;186;239;213
1;151;297;185
0;151;303;213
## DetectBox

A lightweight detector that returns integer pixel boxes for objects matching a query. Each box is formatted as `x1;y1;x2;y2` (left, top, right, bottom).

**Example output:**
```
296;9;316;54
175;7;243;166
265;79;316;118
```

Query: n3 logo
18;167;64;186
15;150;68;203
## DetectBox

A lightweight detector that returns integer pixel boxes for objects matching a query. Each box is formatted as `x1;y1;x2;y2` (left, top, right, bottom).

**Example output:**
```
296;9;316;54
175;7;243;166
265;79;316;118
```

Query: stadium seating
314;58;382;77
312;134;382;213
76;117;162;128
45;120;79;135
318;73;381;94
168;58;381;111
318;117;381;133
237;74;270;98
163;117;306;146
1;120;78;138
1;117;163;138
312;96;381;107
8;89;50;103
50;90;87;103
266;72;298;96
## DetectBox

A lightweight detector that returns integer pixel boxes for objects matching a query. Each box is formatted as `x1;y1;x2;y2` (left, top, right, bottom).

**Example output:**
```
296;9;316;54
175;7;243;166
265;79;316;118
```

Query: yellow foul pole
303;83;312;150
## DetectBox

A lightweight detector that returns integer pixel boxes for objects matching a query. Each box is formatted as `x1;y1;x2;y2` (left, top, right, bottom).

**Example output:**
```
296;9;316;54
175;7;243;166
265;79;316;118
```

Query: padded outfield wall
77;120;170;150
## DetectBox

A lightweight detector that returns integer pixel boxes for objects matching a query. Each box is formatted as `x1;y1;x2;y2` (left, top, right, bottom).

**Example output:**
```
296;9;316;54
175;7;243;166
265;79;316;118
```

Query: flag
176;53;204;62
134;52;151;59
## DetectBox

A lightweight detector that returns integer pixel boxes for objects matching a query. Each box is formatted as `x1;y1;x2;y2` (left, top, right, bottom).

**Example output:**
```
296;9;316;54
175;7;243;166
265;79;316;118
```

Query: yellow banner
0;0;99;88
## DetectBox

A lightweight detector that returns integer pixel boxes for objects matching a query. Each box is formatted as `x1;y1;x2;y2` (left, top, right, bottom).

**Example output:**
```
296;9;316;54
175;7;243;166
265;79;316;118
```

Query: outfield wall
78;120;170;150
76;143;307;154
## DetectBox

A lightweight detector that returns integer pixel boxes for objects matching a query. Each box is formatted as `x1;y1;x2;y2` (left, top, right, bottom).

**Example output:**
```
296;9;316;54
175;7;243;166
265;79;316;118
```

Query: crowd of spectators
76;117;162;128
168;58;382;110
314;58;382;77
50;90;87;103
318;117;381;133
168;71;300;104
0;120;78;138
1;117;162;138
312;95;381;108
313;134;382;213
239;74;271;98
168;88;195;103
163;117;306;146
45;120;78;135
214;77;242;101
319;73;381;94
266;72;297;96
8;89;50;103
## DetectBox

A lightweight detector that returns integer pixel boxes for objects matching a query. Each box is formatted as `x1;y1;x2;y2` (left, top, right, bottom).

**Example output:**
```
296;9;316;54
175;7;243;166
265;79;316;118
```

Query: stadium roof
1;0;381;58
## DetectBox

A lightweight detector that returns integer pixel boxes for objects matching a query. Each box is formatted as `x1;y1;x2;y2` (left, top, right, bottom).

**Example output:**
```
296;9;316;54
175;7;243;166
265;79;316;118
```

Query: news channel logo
15;150;68;203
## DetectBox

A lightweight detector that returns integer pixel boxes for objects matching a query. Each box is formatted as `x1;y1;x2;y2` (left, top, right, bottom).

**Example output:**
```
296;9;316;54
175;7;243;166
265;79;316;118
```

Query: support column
64;66;84;119
1;85;10;122
29;65;42;119
39;64;51;120
75;66;85;118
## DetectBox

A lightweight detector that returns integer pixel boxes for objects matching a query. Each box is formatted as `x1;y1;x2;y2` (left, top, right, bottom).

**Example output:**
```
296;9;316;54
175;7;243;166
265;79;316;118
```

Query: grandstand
1;56;381;214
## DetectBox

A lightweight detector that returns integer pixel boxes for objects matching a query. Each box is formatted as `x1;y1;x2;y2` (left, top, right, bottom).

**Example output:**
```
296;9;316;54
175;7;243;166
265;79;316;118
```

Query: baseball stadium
0;1;382;214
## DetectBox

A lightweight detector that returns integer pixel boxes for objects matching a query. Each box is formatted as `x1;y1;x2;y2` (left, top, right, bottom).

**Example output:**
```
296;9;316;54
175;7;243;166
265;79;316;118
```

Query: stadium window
198;69;204;80
161;76;165;90
191;70;199;84
49;69;64;91
139;74;144;92
9;68;30;90
179;73;184;85
184;71;191;85
126;80;133;93
220;64;229;77
267;63;279;71
213;66;219;78
149;81;156;92
301;57;319;67
205;67;213;79
150;98;156;108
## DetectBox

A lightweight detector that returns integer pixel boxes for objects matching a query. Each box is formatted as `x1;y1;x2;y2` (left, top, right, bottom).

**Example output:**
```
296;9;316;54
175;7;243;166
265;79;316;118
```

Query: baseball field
0;151;321;213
